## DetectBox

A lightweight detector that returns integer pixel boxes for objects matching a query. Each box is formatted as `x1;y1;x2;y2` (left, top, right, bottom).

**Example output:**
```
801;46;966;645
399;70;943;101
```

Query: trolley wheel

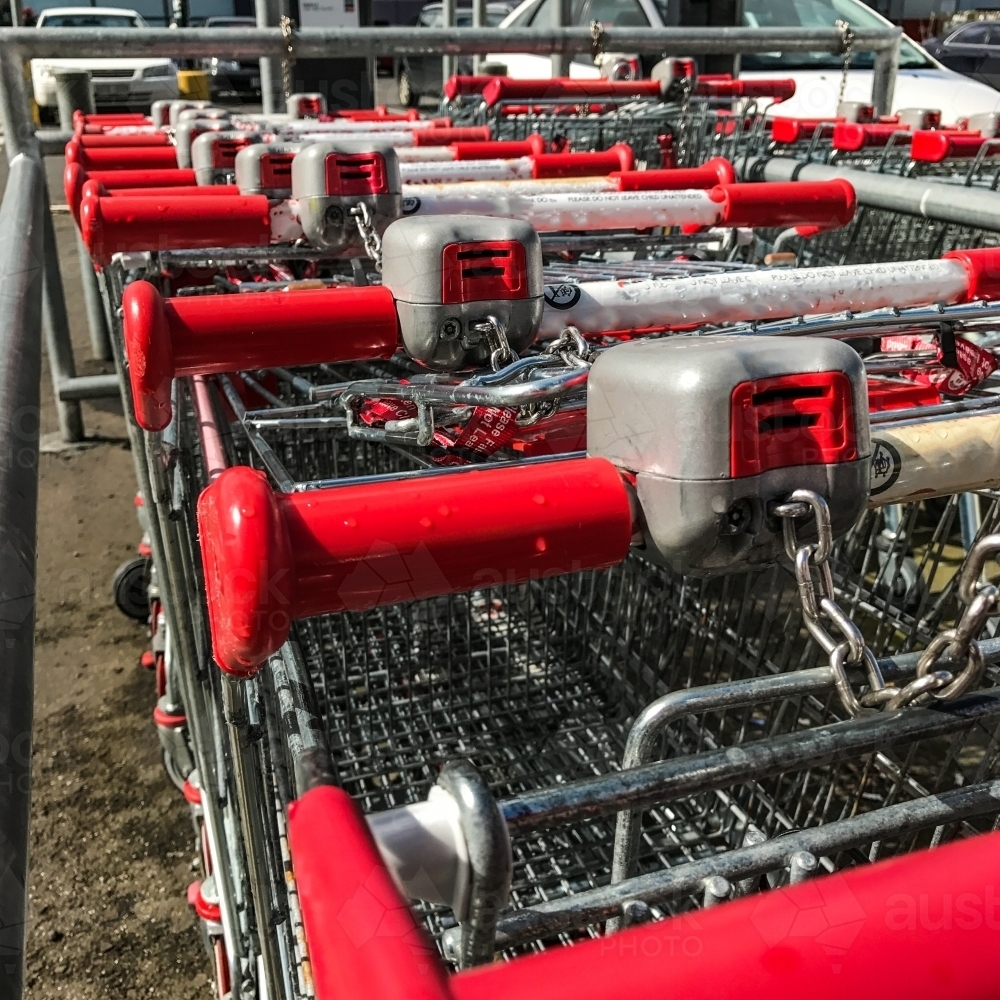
112;556;151;621
398;68;420;108
161;747;187;793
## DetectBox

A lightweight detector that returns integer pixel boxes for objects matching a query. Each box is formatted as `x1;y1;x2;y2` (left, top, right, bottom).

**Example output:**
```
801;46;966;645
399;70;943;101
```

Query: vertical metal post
442;0;456;90
256;0;284;115
0;47;84;443
472;0;488;74
0;152;45;1000
551;0;573;78
54;71;112;363
871;32;901;117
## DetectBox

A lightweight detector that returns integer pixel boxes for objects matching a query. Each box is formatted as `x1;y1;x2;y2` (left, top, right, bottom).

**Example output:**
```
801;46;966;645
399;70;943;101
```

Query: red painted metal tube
452;830;1000;1000
65;139;179;171
482;77;662;107
121;279;399;432
63;164;195;223
695;78;796;101
288;785;453;1000
77;132;172;147
614;157;735;190
719;179;856;229
79;191;272;266
451;136;546;159
197;460;633;675
411;126;493;145
532;144;633;177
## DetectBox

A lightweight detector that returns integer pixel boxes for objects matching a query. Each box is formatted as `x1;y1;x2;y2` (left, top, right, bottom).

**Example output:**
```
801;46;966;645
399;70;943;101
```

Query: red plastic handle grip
614;156;735;191
452;830;1000;1000
944;247;1000;301
79;192;271;267
910;130;991;162
97;184;241;200
719;179;856;229
451;136;547;159
410;126;493;145
197;460;633;675
532;143;634;178
832;121;911;152
289;785;452;1000
333;107;419;121
64;164;197;223
73;110;149;130
482;77;661;107
695;78;796;101
443;74;500;99
770;118;836;144
77;132;172;148
65;140;179;171
122;279;399;432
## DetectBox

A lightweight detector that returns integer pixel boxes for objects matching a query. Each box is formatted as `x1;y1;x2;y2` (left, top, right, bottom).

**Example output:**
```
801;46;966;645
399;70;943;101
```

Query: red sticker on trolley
881;333;997;395
358;397;418;425
453;406;518;457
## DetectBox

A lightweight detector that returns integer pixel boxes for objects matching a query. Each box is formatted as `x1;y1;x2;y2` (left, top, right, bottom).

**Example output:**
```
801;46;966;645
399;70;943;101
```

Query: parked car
398;1;514;106
31;7;178;115
489;0;1000;122
924;20;1000;92
200;16;262;101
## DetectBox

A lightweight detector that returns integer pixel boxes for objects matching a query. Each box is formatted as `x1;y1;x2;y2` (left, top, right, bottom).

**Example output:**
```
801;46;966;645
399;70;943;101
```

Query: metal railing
0;150;45;1000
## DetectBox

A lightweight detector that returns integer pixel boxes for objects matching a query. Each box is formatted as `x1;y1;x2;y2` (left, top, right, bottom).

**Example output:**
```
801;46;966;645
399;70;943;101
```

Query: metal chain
471;316;518;371
546;326;595;367
590;19;605;62
350;203;382;271
675;75;692;167
835;19;854;113
280;14;295;105
775;491;960;717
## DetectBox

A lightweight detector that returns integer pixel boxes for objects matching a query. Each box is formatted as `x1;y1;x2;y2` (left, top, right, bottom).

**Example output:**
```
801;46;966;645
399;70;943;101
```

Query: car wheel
399;68;420;108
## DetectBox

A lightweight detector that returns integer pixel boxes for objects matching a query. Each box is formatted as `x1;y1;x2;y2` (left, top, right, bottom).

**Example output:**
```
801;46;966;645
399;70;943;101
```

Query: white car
31;8;178;113
490;0;1000;123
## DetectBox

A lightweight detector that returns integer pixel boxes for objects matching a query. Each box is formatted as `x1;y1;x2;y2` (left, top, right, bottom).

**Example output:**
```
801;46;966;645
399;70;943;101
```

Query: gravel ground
20;207;209;1000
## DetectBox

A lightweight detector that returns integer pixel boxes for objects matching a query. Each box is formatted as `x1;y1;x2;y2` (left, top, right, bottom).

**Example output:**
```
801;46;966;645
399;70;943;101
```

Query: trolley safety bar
122;281;399;431
78;180;855;265
289;781;1000;1000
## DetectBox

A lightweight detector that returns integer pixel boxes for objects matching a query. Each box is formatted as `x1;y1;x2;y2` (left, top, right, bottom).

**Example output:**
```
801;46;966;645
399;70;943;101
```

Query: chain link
350;203;382;271
590;19;605;62
835;19;854;113
470;316;518;371
545;326;595;367
280;14;295;105
774;491;993;717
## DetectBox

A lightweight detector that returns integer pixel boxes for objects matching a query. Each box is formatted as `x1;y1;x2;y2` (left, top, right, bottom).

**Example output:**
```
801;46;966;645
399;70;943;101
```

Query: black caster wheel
112;556;151;621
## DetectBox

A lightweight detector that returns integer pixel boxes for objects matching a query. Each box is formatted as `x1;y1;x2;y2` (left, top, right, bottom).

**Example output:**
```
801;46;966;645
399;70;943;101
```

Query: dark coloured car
200;16;262;101
924;20;1000;91
398;1;513;106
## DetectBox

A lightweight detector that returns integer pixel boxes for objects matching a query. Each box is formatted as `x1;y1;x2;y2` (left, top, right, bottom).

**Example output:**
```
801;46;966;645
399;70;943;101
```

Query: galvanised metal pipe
0;152;45;1000
0;24;901;59
741;154;1000;231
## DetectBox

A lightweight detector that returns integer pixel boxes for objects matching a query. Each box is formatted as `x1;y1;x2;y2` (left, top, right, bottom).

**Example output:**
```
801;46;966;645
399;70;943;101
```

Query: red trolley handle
76;132;172;148
450;136;547;159
482;77;662;107
831;121;912;152
79;191;272;267
121;280;399;433
65;139;180;171
288;782;1000;1000
409;126;494;145
443;74;501;99
531;144;634;178
198;461;634;676
717;180;857;230
614;156;735;191
694;78;796;101
770;117;838;145
73;110;150;131
64;163;198;224
910;130;1000;163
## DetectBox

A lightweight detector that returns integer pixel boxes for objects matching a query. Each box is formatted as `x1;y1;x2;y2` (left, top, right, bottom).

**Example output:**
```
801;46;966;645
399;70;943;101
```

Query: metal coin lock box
291;140;402;253
587;335;871;575
380;215;544;371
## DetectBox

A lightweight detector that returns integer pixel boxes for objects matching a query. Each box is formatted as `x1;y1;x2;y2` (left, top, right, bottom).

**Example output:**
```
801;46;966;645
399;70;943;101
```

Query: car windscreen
39;14;139;27
455;9;512;25
731;0;932;71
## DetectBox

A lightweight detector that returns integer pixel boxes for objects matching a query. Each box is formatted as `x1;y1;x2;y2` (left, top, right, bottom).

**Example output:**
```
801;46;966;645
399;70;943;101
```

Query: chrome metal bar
0;152;45;1000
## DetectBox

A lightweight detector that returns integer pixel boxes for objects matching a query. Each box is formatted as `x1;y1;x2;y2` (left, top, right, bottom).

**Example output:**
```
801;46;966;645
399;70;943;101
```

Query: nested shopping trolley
98;213;1000;1000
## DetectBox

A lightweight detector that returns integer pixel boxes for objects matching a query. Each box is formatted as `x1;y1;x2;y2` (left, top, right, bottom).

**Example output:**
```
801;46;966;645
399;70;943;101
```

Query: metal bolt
702;876;731;908
324;204;344;228
789;850;819;884
621;899;652;927
722;498;753;535
440;318;461;341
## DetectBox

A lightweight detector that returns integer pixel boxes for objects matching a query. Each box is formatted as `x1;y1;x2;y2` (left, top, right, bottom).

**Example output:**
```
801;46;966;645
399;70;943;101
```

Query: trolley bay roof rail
0;152;47;1000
